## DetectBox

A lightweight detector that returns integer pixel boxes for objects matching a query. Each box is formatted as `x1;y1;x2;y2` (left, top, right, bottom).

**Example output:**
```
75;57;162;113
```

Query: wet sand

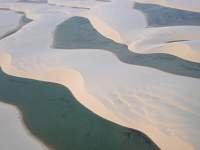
0;69;159;150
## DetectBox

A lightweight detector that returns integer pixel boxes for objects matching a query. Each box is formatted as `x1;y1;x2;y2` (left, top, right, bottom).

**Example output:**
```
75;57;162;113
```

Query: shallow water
0;69;159;150
134;3;200;27
53;17;200;78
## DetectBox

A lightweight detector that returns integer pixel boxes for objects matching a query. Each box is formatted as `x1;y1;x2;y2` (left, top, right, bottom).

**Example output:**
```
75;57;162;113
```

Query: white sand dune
47;0;106;9
88;0;200;63
136;0;200;13
128;27;200;63
0;1;200;150
0;102;47;150
0;9;24;39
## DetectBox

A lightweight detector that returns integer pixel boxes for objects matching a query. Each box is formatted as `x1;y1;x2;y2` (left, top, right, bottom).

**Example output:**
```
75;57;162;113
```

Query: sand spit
0;1;200;150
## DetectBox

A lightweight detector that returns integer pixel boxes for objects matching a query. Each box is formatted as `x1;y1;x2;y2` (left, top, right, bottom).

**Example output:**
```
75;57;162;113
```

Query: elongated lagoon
0;69;159;150
53;17;200;78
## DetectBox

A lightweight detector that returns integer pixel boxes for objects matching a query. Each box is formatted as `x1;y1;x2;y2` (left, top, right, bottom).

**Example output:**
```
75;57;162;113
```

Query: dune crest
0;1;200;150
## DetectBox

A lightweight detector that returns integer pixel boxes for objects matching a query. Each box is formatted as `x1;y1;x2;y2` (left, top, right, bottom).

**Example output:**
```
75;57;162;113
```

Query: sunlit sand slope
88;0;200;63
0;9;24;39
0;102;47;150
0;0;200;150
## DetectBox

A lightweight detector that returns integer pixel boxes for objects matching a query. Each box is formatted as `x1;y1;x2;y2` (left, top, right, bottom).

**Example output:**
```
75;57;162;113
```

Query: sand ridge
0;1;200;150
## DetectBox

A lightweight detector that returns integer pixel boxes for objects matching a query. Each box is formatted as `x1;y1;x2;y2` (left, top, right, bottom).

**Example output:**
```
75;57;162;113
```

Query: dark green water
0;69;159;150
53;17;200;79
134;3;200;27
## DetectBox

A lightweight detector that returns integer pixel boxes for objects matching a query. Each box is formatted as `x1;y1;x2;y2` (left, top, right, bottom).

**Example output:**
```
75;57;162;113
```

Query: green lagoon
0;70;159;150
53;17;200;79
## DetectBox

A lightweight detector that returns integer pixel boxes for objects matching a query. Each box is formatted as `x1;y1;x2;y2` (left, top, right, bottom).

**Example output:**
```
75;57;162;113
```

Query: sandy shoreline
0;101;48;150
0;68;159;150
0;1;200;150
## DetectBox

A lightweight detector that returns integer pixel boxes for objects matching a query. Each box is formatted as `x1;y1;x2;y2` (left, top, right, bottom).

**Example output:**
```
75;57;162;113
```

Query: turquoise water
53;17;200;79
0;69;159;150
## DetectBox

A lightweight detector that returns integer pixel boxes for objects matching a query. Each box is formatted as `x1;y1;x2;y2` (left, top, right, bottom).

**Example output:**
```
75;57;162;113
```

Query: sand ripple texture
0;0;200;150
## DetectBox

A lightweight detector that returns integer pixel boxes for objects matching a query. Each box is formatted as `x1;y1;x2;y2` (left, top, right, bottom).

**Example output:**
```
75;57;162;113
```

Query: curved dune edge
0;8;32;41
84;14;200;64
0;52;194;150
0;2;199;150
86;1;200;63
130;40;200;63
0;102;48;150
147;42;200;63
135;0;200;13
0;9;23;39
88;15;124;44
0;53;122;126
